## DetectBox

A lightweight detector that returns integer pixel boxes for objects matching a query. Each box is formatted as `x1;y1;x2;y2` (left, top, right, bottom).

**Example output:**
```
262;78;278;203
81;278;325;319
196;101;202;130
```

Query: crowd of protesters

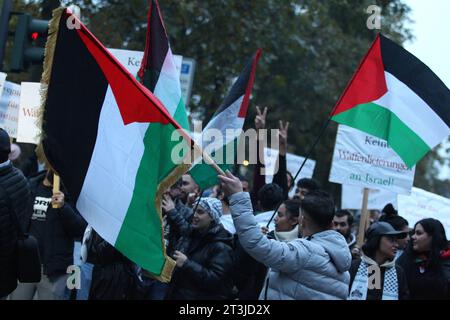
0;105;449;301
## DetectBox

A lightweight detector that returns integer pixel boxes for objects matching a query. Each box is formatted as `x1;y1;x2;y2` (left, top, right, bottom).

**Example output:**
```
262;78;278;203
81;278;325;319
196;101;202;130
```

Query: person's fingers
218;175;234;183
285;121;290;131
225;170;235;179
256;105;261;116
263;107;268;117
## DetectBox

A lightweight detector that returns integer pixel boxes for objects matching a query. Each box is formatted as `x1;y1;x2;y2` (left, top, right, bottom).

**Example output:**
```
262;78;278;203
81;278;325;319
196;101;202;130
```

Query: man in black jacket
10;169;86;300
0;129;32;299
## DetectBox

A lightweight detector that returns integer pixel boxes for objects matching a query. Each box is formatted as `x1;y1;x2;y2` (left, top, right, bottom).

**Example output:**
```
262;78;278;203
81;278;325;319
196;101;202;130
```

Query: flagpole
175;127;225;176
265;116;332;228
356;188;370;248
192;190;205;215
52;174;61;209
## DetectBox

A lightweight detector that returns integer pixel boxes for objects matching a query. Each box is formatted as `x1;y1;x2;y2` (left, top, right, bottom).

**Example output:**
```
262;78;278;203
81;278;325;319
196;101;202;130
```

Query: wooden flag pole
176;127;225;176
52;173;60;209
195;144;225;176
356;187;370;248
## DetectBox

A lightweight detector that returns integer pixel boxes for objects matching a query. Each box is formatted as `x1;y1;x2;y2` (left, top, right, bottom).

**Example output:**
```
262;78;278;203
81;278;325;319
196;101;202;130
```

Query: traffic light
10;13;48;72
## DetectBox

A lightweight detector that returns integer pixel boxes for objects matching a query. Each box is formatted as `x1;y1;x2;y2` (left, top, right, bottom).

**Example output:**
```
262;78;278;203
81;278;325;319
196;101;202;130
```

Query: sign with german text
0;72;6;95
398;187;450;237
17;82;41;144
107;48;195;106
264;147;316;198
341;184;398;210
329;125;415;194
107;48;182;83
0;81;20;138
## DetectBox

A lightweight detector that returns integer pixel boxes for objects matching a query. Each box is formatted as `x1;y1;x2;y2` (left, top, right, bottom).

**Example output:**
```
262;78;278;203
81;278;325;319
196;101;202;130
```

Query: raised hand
278;120;289;156
255;106;268;130
218;170;243;197
162;194;176;212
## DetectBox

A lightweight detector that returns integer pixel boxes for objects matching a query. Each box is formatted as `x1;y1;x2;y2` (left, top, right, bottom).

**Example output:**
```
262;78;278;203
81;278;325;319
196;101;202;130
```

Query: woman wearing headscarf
348;222;409;300
165;197;234;300
397;218;450;300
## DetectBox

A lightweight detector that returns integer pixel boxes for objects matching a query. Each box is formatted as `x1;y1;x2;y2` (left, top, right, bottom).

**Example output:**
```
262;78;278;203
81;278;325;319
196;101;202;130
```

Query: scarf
196;197;222;223
348;255;398;300
413;248;450;273
274;225;299;242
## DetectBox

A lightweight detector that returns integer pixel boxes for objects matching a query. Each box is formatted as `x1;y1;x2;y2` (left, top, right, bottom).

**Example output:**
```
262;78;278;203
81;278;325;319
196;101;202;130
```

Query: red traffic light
31;32;38;40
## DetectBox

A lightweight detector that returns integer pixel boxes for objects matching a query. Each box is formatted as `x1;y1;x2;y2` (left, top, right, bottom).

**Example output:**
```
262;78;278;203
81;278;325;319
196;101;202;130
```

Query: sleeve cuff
229;192;251;205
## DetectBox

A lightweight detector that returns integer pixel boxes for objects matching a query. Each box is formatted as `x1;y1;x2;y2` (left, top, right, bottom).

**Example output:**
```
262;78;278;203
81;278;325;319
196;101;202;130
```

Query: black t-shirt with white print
29;183;53;259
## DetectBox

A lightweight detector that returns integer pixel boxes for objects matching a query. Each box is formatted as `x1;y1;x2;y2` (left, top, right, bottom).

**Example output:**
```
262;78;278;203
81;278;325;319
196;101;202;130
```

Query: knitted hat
197;197;222;223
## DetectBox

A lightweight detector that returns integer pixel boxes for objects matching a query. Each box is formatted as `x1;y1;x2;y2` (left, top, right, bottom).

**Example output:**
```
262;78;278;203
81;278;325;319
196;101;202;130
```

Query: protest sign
0;81;21;138
341;184;398;210
398;187;450;236
17;82;41;144
330;125;415;194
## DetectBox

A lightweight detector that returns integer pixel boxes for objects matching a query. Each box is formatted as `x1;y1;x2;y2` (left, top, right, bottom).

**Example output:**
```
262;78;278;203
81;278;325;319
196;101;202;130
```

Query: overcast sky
403;0;450;89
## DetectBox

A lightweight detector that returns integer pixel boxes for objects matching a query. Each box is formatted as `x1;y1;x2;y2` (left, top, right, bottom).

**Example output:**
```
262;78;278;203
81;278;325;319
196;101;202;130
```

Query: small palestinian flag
331;34;450;168
39;8;192;282
190;49;262;190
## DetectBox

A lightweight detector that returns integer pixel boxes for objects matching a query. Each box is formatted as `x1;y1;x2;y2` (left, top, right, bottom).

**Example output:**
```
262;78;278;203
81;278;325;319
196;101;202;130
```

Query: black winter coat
166;199;193;257
166;223;235;300
0;162;32;297
87;231;139;300
348;258;409;300
397;250;450;300
28;172;86;277
232;232;276;300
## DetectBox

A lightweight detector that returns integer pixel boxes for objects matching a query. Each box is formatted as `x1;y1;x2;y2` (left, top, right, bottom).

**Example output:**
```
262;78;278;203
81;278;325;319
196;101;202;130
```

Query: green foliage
7;0;448;201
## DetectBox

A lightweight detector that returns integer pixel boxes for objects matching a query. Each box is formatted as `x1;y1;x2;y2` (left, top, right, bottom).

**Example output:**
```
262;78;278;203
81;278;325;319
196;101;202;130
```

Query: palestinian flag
331;34;450;168
138;0;189;132
190;49;262;190
39;8;192;282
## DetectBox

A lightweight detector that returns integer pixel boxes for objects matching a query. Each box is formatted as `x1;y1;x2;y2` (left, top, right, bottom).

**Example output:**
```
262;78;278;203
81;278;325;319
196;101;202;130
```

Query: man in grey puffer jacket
219;171;351;300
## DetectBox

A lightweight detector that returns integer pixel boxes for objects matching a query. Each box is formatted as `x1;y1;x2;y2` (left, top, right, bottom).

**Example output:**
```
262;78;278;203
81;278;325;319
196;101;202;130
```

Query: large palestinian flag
190;49;261;190
138;0;189;132
331;34;450;168
39;8;192;282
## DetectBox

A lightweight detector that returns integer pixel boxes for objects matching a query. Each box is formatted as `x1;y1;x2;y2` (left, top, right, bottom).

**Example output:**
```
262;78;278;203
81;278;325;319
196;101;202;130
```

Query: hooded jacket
0;162;31;297
229;192;351;300
349;255;409;300
166;223;235;300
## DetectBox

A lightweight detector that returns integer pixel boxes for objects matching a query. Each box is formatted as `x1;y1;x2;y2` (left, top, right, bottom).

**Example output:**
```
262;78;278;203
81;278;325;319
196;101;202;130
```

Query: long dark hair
409;218;448;269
